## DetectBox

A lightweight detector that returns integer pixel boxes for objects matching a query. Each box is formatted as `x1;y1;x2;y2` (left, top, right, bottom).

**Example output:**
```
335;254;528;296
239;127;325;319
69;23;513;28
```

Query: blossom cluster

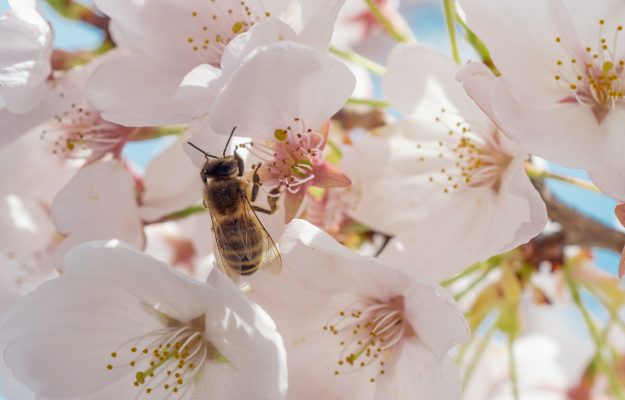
0;0;624;399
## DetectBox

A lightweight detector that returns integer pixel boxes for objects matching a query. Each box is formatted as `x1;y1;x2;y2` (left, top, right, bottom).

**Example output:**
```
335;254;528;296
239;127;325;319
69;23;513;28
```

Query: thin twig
363;0;410;43
442;0;461;64
330;47;386;75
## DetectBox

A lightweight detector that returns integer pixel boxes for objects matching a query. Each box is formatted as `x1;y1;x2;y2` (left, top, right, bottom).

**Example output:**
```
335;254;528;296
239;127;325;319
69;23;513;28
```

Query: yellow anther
232;21;244;33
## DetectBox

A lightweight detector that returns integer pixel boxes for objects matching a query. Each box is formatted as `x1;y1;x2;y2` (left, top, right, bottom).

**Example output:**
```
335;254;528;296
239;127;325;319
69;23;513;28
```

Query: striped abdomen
218;217;264;275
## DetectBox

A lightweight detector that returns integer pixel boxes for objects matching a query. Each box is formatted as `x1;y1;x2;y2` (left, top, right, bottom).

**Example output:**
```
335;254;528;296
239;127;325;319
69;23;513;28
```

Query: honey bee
187;128;281;278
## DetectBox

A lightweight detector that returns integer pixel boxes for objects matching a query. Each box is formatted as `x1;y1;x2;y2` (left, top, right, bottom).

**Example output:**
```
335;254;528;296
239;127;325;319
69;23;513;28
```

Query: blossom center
323;296;409;383
554;20;625;120
185;2;270;65
240;117;325;195
420;108;512;194
106;313;224;398
40;100;131;161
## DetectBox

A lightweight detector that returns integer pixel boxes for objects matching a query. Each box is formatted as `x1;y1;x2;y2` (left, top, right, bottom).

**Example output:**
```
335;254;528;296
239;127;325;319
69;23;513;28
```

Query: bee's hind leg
252;187;281;215
251;162;263;202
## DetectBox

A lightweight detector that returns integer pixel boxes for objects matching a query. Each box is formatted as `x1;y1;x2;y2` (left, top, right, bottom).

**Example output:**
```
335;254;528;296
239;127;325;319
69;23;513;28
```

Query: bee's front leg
234;147;245;178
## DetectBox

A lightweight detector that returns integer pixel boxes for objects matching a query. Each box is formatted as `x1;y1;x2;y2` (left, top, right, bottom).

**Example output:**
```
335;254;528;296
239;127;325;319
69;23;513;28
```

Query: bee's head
201;156;239;180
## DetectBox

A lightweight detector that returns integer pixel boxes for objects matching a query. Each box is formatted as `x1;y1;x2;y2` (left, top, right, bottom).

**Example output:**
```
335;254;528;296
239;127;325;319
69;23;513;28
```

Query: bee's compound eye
220;160;237;175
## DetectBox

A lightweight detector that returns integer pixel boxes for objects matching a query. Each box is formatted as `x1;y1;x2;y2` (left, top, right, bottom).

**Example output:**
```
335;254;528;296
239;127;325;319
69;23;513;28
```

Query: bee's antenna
223;126;237;157
187;142;219;159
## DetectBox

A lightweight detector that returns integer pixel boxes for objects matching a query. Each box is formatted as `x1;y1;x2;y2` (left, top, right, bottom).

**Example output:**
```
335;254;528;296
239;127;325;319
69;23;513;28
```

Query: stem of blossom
330;47;386;75
442;0;461;64
146;204;207;225
583;283;625;334
461;318;497;389
441;261;486;287
507;336;520;400
347;98;391;108
363;0;410;43
326;139;343;159
128;126;187;141
454;264;496;301
525;163;602;193
564;264;625;400
455;16;499;74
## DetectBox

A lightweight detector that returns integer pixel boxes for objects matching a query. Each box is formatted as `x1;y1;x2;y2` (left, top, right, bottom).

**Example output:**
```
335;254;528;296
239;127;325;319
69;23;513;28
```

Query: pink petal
459;0;573;106
459;62;603;169
587;108;625;200
383;44;491;129
314;162;351;188
209;42;355;141
295;0;345;50
220;18;297;73
284;190;306;223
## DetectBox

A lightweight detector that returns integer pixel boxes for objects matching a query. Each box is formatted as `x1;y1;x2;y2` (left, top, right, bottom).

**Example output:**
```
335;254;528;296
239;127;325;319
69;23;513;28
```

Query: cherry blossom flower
0;50;137;156
205;42;354;221
249;220;469;399
87;0;345;127
341;44;547;282
0;0;52;114
458;0;625;199
1;240;287;399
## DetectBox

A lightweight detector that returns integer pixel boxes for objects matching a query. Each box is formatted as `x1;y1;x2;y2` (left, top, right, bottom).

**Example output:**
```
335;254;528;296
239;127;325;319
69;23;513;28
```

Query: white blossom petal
0;0;52;113
139;137;202;221
51;161;144;266
209;42;355;140
86;55;196;126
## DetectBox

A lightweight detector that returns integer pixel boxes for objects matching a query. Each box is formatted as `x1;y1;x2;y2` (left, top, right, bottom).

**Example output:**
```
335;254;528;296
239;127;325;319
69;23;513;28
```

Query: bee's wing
207;209;241;281
242;196;282;275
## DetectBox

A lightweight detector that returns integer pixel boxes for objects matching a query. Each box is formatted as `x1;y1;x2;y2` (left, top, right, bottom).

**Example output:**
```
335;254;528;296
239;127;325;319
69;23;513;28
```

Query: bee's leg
252;187;280;215
251;205;276;215
267;187;280;212
234;147;245;177
251;162;263;202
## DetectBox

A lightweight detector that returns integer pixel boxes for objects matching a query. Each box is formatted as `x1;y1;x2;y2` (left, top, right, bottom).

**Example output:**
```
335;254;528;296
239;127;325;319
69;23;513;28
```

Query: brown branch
536;180;625;253
332;108;387;131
